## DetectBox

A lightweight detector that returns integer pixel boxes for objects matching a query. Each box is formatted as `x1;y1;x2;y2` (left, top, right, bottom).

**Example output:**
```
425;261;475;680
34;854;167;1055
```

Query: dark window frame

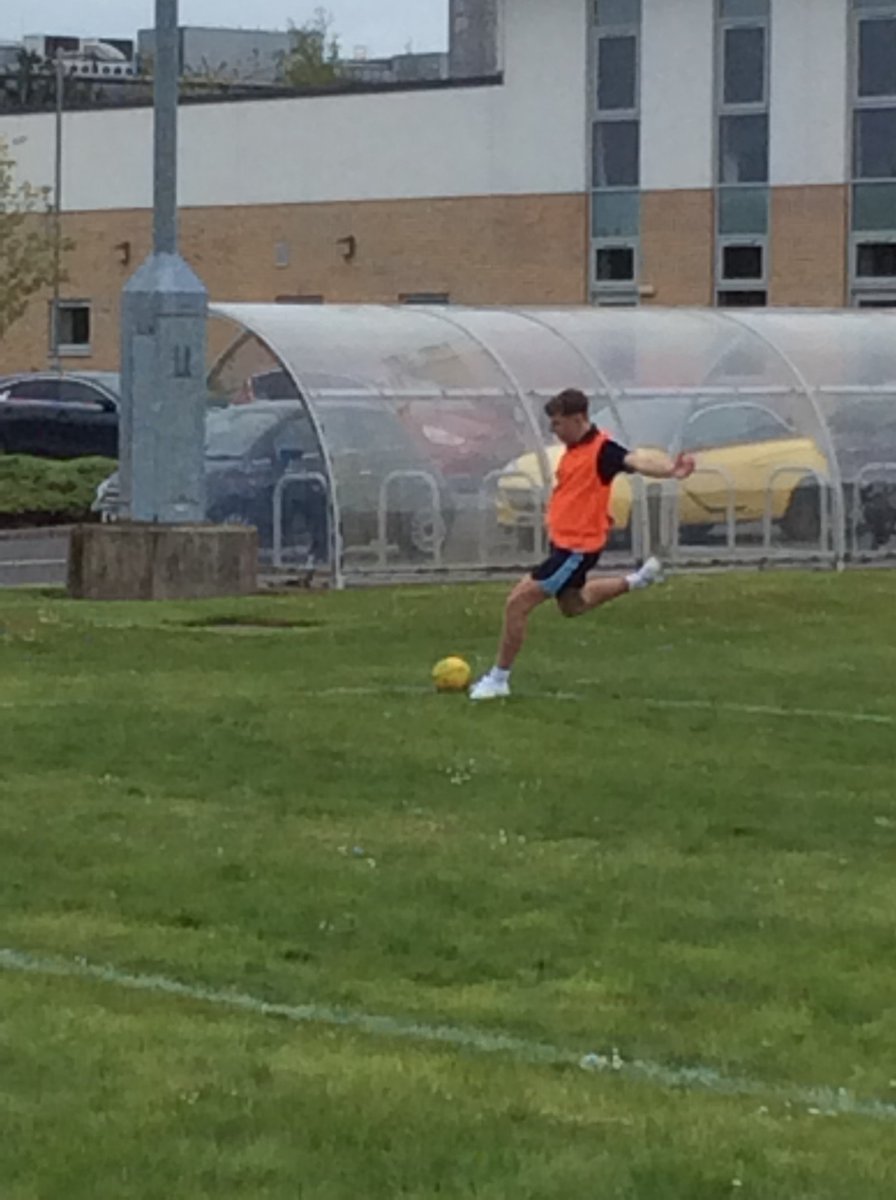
50;300;92;357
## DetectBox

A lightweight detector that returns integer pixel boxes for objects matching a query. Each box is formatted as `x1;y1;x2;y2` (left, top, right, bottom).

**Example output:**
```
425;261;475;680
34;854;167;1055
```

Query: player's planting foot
626;555;664;591
469;670;511;701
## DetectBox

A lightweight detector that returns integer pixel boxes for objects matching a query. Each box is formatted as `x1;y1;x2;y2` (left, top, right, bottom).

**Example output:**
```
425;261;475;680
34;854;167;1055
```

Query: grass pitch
0;571;894;1198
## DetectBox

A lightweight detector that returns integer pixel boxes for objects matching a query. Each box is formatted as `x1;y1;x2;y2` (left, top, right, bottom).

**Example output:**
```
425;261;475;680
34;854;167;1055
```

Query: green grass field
1;571;895;1198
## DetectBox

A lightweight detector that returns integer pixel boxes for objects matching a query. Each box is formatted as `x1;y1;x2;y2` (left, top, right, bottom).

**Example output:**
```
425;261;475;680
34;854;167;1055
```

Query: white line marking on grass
2;687;892;727
2;947;895;1123
582;693;895;727
290;687;896;726
645;698;895;726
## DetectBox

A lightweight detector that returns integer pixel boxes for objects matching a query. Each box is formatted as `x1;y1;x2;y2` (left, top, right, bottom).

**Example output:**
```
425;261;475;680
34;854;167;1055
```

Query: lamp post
119;0;207;524
50;53;64;371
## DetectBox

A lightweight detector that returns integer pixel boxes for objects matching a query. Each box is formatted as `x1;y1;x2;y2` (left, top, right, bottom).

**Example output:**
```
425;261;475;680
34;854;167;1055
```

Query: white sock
490;667;511;684
626;570;649;591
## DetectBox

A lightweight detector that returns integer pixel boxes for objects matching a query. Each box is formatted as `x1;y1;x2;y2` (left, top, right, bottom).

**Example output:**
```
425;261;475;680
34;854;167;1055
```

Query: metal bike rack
761;465;831;553
272;471;333;570
477;468;547;566
665;465;738;559
849;462;896;556
376;470;445;568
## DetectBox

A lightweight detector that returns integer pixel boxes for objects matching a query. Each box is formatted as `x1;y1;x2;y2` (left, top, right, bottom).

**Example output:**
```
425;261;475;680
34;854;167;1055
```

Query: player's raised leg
556;556;664;617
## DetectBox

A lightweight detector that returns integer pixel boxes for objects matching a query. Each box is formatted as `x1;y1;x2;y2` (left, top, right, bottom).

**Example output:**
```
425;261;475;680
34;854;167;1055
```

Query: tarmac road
0;529;69;589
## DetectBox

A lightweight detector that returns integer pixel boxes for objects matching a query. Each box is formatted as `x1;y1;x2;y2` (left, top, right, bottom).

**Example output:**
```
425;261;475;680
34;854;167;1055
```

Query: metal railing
663;465;738;559
272;471;333;571
627;463;835;562
478;468;548;565
264;459;896;581
849;462;896;557
761;466;830;554
376;471;445;568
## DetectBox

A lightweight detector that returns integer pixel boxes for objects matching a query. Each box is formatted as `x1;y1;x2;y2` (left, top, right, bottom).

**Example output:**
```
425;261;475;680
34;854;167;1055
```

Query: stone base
67;523;258;601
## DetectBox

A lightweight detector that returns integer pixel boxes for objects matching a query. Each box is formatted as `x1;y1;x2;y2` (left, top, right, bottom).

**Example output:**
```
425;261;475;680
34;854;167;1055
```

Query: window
858;17;896;98
723;26;766;105
57;380;113;407
275;295;324;304
271;416;317;462
850;4;896;306
852;182;896;230
596;246;635;282
592;0;641;302
594;121;639;187
319;406;406;454
720;0;768;17
596;295;638;307
399;293;451;305
206;408;284;459
722;244;764;280
715;0;770;307
52;301;91;356
246;369;300;400
592;190;640;237
854;109;896;178
597;35;636;109
856;242;896;277
595;0;641;25
718;186;769;234
854;7;892;307
4;379;61;402
719;114;769;183
683;404;790;452
716;289;767;306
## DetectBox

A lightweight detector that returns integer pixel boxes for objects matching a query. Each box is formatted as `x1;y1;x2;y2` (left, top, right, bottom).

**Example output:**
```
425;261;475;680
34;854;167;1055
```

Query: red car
393;397;530;486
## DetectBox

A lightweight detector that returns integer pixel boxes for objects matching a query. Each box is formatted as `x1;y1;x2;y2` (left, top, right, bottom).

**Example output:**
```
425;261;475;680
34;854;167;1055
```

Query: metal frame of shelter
207;304;896;587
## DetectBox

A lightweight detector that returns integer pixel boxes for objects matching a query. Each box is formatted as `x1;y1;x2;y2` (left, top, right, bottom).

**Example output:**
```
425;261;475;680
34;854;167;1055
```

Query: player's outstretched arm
624;448;697;480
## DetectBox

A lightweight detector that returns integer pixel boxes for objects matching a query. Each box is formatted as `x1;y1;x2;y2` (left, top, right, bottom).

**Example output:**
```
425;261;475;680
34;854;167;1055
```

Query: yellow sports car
496;401;829;546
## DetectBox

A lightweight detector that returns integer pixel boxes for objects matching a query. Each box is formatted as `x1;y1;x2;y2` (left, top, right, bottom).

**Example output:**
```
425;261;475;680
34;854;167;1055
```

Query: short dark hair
545;388;589;418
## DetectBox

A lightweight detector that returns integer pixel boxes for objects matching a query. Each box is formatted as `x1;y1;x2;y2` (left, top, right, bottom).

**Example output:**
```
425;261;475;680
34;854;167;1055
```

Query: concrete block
67;523;258;601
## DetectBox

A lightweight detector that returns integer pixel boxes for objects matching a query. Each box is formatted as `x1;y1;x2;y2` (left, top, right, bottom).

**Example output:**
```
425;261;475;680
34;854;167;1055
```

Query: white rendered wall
769;0;849;185
640;0;715;190
0;0;589;212
497;0;589;194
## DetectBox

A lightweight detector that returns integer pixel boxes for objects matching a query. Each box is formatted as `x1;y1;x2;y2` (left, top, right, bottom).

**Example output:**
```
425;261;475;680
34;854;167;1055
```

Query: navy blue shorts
531;545;602;597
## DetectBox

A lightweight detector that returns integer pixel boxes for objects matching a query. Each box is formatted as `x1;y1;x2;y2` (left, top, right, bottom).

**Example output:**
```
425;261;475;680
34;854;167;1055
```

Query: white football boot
469;672;511;701
627;556;664;591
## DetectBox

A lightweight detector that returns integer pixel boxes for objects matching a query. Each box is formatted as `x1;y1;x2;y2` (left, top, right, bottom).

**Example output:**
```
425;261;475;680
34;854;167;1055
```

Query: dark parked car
0;371;119;458
95;399;454;561
826;397;896;550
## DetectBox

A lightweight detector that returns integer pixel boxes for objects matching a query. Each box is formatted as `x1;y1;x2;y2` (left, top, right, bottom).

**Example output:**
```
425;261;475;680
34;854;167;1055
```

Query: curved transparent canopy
206;305;896;582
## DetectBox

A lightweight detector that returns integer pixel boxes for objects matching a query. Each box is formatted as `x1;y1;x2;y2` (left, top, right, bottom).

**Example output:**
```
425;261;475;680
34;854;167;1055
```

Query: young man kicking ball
470;388;696;701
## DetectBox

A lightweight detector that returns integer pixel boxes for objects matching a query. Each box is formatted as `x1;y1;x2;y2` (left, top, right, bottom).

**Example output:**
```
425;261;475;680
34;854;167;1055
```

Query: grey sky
0;1;448;58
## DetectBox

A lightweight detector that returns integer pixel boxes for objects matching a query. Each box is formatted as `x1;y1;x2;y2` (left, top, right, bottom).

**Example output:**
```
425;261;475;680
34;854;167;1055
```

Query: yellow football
432;656;472;693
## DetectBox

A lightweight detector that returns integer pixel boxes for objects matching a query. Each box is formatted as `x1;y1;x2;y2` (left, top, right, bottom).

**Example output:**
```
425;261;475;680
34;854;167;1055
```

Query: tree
14;48;53;108
0;138;72;344
280;8;342;88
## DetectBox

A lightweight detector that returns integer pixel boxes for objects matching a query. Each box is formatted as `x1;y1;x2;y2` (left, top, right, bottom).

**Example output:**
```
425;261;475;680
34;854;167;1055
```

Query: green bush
0;455;116;521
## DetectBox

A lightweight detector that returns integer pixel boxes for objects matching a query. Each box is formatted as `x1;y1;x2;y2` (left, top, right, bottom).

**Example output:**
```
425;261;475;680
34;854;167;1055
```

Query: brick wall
0;183;858;375
640;189;714;307
1;193;589;372
770;185;848;307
